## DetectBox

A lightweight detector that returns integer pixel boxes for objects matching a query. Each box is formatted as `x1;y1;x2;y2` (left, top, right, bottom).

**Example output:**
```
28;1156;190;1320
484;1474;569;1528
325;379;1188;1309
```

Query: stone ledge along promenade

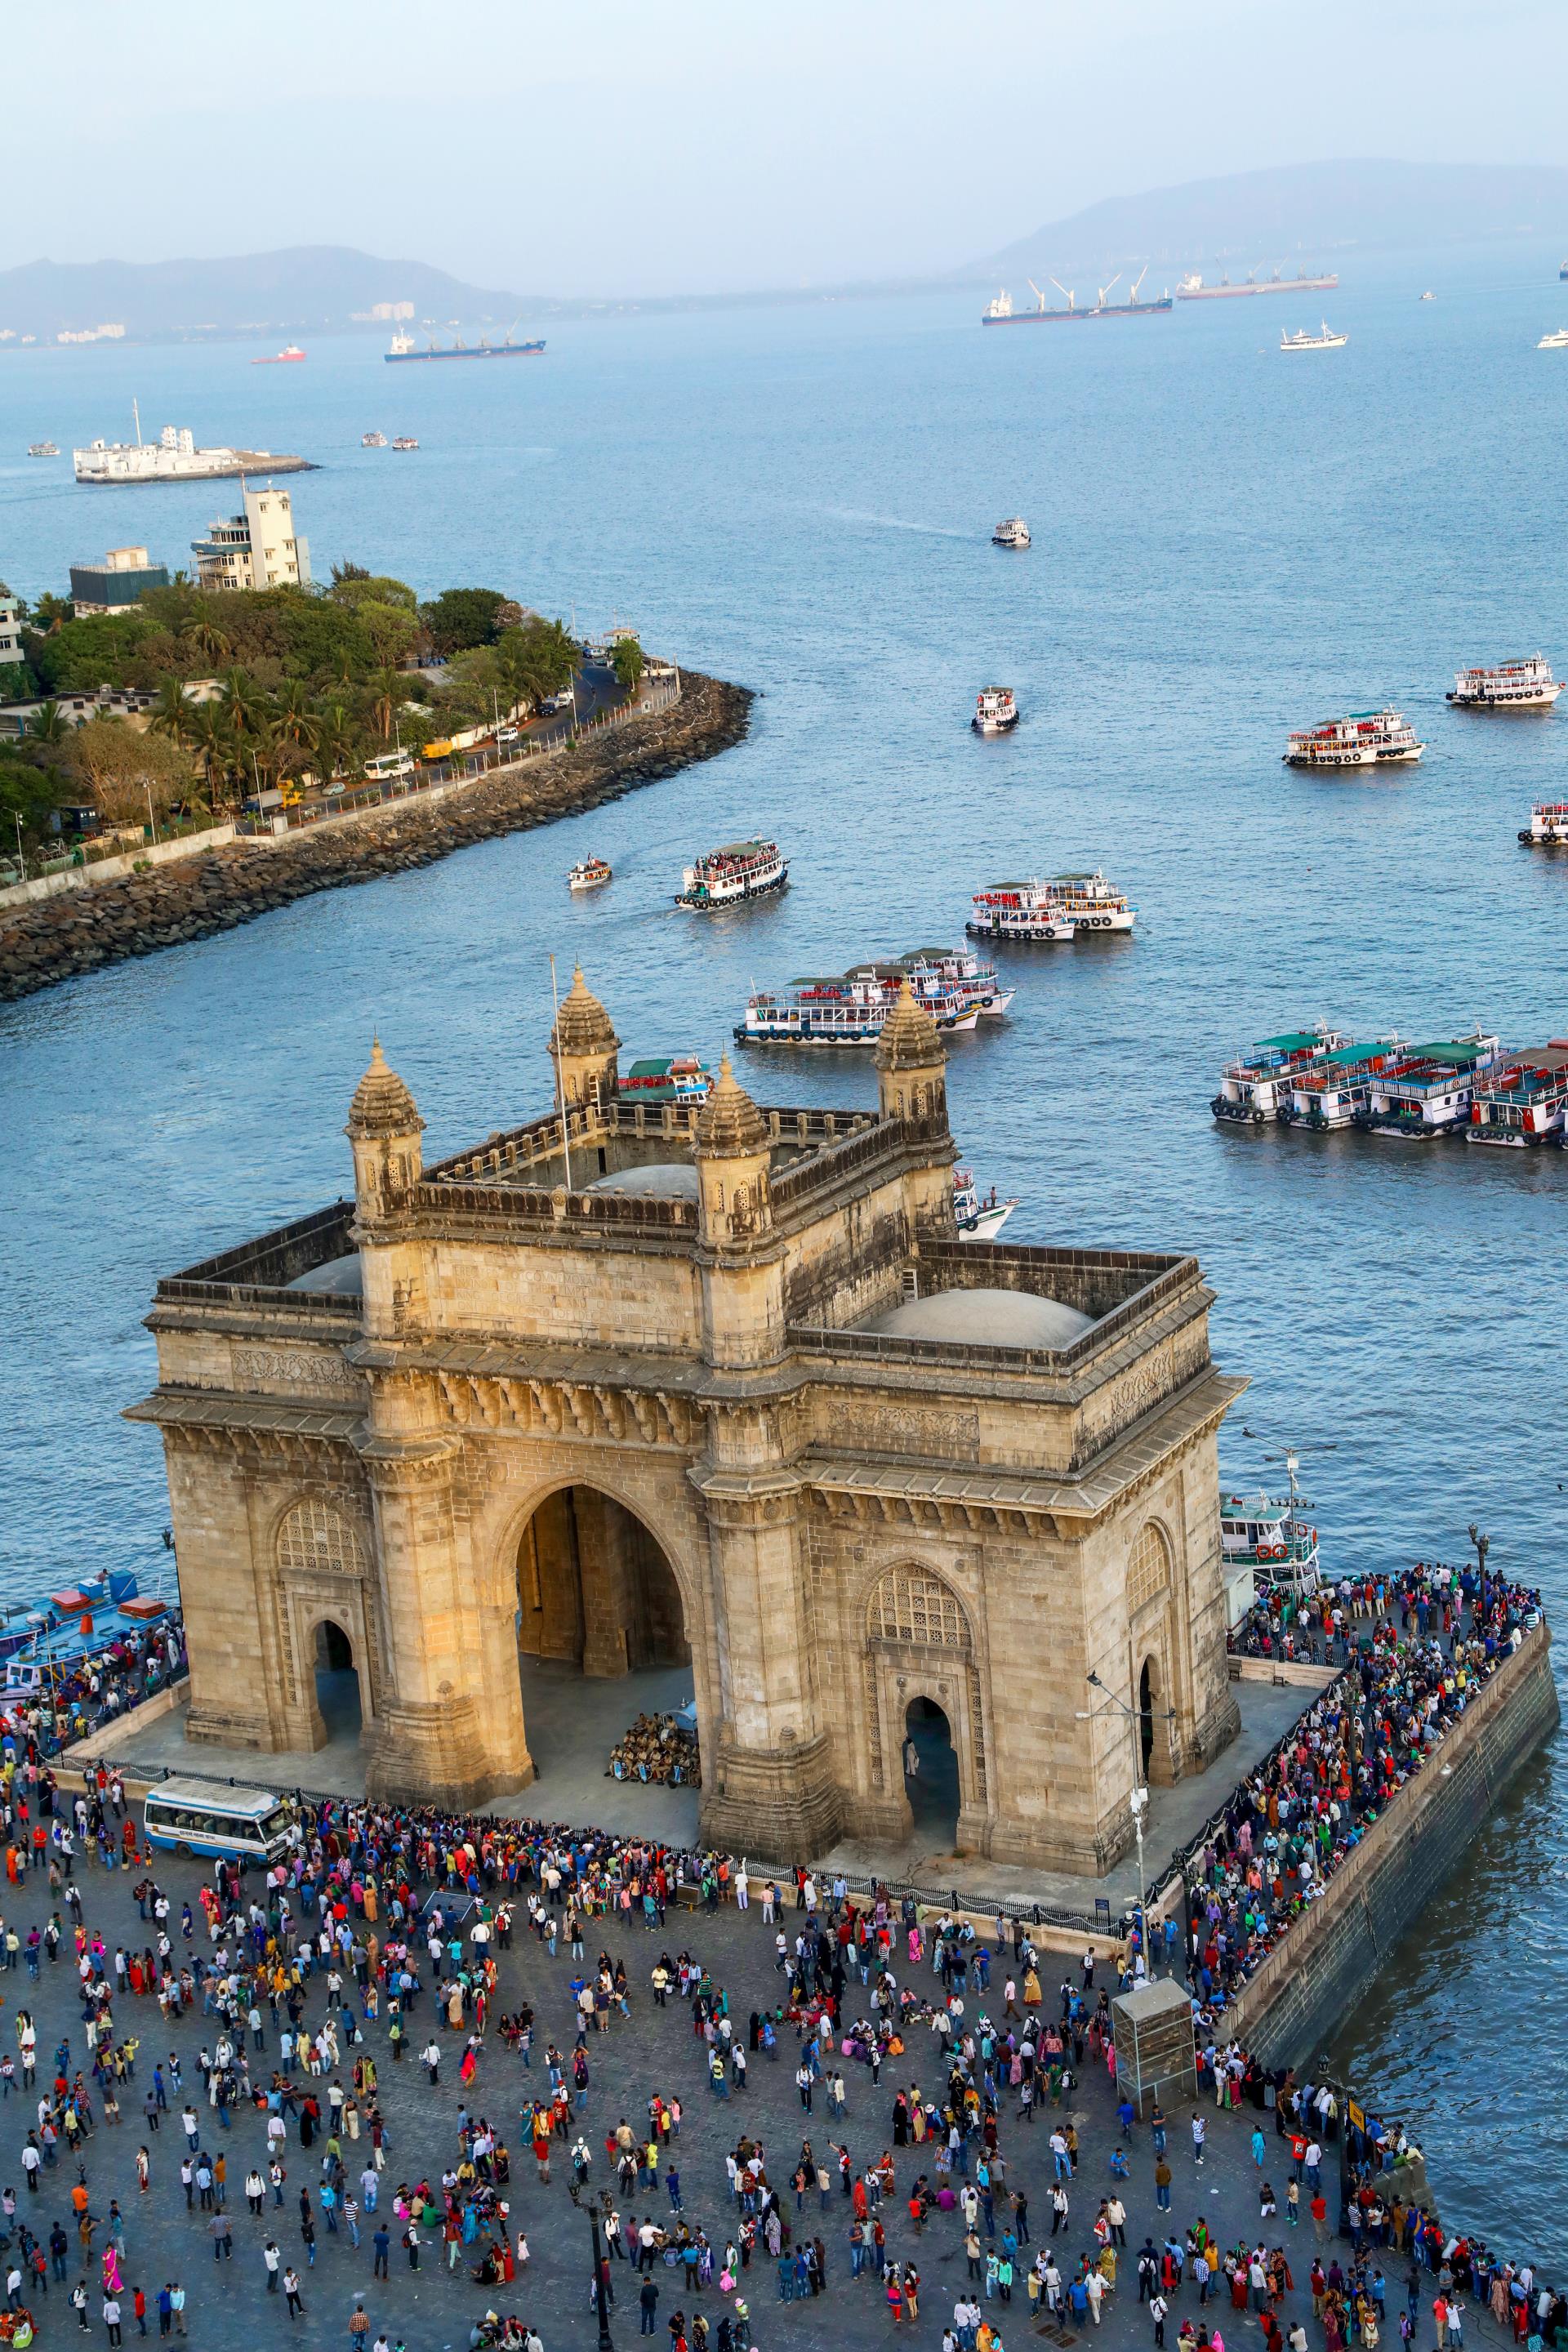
0;668;752;1004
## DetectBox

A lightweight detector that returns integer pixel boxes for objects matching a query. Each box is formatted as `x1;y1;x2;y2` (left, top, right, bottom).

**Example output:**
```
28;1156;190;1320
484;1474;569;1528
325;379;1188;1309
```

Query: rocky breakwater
0;671;752;1005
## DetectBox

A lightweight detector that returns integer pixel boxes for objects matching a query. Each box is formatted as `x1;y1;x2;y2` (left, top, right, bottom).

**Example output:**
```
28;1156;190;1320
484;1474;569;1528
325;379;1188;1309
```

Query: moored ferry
1284;708;1424;768
1448;655;1563;710
1521;803;1568;845
1221;1469;1321;1597
568;855;612;891
675;838;787;911
1356;1032;1505;1137
1278;1036;1405;1129
736;947;1012;1047
969;869;1137;940
954;1166;1018;1241
617;1054;712;1106
1211;1025;1352;1123
1467;1045;1568;1146
973;687;1019;733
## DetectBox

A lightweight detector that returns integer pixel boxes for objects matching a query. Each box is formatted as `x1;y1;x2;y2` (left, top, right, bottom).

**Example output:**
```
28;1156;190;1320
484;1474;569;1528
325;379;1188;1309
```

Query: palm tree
148;678;192;746
310;701;361;783
273;679;314;753
361;667;403;744
189;707;227;804
28;701;67;745
220;667;263;739
192;614;230;666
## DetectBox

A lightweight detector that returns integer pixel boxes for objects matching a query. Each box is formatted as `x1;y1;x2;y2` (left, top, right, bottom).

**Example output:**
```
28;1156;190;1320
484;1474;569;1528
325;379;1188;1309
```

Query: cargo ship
1283;709;1423;768
982;267;1171;324
675;838;787;911
1178;270;1338;301
74;412;314;485
737;948;1013;1047
385;331;546;363
1448;655;1563;710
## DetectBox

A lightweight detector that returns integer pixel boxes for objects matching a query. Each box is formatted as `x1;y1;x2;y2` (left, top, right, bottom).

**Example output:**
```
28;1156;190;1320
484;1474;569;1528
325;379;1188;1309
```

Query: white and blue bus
143;1780;298;1864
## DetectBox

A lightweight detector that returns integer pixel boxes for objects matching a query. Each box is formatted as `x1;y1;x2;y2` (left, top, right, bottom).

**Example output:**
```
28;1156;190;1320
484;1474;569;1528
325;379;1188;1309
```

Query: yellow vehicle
278;786;303;808
421;738;453;761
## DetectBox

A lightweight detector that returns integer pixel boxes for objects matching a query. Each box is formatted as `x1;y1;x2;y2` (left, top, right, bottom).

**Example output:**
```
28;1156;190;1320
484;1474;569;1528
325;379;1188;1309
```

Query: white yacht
991;518;1031;549
1280;322;1348;351
1538;328;1568;349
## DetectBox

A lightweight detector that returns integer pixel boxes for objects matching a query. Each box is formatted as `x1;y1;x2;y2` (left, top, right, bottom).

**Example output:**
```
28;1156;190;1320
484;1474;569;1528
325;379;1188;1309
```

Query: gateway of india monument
131;971;1244;1875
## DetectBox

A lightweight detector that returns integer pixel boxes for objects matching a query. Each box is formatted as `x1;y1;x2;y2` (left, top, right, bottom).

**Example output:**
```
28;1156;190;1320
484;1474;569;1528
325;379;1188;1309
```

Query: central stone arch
515;1483;692;1677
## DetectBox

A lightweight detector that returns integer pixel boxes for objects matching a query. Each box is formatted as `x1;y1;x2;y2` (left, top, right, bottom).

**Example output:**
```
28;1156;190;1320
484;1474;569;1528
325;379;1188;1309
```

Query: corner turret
874;980;947;1126
346;1038;425;1224
549;965;620;1112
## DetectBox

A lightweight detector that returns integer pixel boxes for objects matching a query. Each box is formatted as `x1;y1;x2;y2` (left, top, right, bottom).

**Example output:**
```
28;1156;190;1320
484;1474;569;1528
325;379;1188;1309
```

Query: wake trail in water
817;506;970;541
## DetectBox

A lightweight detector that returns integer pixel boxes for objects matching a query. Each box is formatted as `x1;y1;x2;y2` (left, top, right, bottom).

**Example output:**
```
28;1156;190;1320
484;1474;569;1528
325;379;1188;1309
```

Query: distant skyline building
69;545;170;617
352;300;415;322
191;483;310;594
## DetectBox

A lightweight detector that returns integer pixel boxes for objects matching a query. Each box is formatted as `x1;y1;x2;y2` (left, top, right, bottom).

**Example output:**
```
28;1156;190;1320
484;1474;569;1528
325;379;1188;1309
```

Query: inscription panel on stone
831;1401;981;1463
230;1345;359;1399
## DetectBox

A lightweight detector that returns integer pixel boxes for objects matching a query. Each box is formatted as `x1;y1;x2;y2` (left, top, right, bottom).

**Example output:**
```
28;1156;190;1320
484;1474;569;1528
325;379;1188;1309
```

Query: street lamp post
1076;1668;1172;1976
590;2212;614;2352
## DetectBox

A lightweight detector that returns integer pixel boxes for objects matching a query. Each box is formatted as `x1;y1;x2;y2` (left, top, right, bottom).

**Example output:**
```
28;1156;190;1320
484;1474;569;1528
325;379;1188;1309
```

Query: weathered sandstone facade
130;972;1244;1873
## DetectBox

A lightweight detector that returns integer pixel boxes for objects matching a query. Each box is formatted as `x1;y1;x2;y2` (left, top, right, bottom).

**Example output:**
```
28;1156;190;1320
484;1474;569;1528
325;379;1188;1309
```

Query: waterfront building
131;973;1243;1873
191;483;310;593
69;545;171;617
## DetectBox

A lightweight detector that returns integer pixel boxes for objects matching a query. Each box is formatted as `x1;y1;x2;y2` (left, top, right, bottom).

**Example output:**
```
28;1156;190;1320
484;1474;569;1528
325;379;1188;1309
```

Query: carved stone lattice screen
869;1569;969;1650
277;1499;368;1580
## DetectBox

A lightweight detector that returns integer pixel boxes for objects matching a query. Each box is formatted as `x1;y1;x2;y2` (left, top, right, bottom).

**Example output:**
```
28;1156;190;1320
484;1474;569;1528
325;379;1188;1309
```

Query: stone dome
693;1054;769;1158
550;966;619;1058
860;1284;1094;1351
345;1039;424;1139
874;979;945;1071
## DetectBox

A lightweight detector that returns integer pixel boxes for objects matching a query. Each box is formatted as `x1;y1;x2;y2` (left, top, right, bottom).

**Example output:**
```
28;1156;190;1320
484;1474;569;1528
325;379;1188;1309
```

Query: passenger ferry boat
1447;655;1563;709
0;1568;175;1675
1221;1461;1321;1597
675;838;787;911
617;1054;712;1106
1211;1025;1352;1123
969;870;1137;941
26;441;59;457
973;688;1019;733
954;1166;1018;1241
737;948;1013;1047
1468;1045;1568;1146
992;518;1031;549
361;430;387;448
1280;322;1348;350
390;435;419;451
1520;803;1568;845
1356;1032;1505;1137
1284;708;1424;768
568;855;612;891
1278;1036;1405;1129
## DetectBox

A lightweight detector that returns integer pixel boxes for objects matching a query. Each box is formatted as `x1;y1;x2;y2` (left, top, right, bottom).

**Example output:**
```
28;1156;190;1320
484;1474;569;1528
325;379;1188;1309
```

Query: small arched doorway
902;1696;961;1847
1138;1658;1156;1781
513;1485;694;1800
314;1619;363;1742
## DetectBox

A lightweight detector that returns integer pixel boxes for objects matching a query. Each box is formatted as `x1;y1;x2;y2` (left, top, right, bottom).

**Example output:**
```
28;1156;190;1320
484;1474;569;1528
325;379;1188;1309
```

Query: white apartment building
191;483;311;594
0;591;24;674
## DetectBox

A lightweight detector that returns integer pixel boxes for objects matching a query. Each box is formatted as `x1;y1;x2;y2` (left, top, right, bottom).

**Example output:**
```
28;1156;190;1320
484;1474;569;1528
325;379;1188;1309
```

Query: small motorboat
569;856;612;892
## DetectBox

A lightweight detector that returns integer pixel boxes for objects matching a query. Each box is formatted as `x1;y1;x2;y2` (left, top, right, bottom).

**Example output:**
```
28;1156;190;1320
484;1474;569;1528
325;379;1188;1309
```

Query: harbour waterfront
2;238;1567;2258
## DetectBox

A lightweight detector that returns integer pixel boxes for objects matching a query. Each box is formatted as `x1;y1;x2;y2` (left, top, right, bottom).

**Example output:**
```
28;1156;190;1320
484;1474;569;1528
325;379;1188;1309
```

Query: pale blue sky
9;0;1567;294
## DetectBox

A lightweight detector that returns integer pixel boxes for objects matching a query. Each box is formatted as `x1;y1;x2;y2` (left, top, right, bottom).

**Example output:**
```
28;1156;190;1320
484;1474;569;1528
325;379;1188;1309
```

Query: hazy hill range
0;245;542;343
970;159;1568;285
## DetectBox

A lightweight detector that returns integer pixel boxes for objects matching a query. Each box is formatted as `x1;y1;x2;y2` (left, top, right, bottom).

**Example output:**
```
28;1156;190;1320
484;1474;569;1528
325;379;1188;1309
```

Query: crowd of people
0;1558;1551;2352
0;1615;186;1768
1187;1564;1542;2003
608;1714;702;1788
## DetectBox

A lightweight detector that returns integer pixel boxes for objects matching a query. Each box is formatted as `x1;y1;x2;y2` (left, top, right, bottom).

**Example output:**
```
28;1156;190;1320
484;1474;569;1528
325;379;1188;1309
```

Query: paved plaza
0;1802;1483;2352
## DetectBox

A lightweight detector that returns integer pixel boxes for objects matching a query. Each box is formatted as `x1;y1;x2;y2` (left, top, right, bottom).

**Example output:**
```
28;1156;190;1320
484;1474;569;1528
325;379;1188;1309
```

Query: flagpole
549;954;574;1195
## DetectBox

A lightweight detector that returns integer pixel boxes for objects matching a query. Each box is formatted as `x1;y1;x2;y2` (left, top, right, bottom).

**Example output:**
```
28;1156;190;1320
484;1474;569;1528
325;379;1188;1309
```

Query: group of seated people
608;1711;702;1786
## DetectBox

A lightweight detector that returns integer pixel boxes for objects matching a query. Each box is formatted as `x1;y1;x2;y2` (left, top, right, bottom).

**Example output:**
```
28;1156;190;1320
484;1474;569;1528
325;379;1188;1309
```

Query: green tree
611;635;646;693
29;701;68;744
419;586;509;658
65;719;194;824
0;753;61;849
331;572;417;613
310;700;363;782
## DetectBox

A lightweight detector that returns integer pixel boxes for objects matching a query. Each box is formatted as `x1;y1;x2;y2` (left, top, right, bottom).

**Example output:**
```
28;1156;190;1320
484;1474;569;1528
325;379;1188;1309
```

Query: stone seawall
0;670;752;1004
1230;1620;1559;2067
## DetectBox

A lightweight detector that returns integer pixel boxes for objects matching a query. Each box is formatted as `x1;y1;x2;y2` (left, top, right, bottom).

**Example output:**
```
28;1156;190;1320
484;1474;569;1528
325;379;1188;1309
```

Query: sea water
1;242;1565;2256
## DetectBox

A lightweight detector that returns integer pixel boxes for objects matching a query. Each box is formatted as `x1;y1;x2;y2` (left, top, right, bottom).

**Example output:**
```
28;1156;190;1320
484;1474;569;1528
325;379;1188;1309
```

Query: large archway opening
314;1618;363;1743
514;1486;696;1816
902;1696;960;1848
